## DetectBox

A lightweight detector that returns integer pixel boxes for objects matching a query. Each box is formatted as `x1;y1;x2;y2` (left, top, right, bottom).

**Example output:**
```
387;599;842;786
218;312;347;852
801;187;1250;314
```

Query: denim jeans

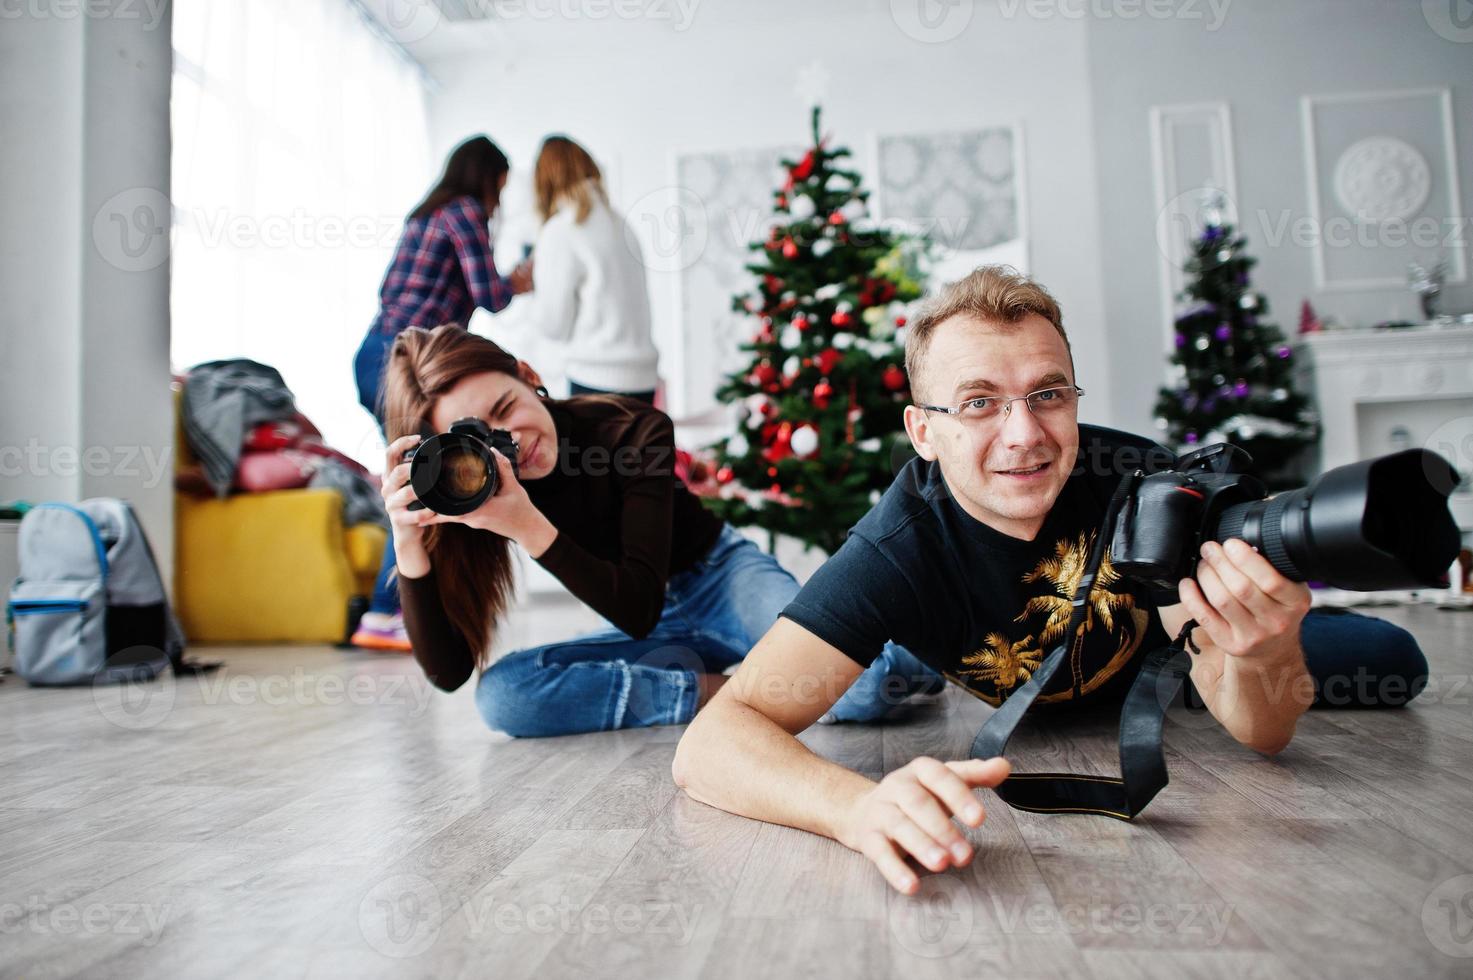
476;525;800;736
355;328;403;615
822;606;1431;723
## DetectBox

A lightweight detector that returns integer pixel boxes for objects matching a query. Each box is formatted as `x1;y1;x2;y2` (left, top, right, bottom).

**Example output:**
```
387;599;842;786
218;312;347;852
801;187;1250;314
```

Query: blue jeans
476;526;797;736
822;607;1430;723
355;328;402;615
568;380;656;404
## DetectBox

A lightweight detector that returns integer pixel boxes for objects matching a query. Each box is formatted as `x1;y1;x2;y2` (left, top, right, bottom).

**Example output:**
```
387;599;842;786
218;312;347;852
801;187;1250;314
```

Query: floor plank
2;603;1471;977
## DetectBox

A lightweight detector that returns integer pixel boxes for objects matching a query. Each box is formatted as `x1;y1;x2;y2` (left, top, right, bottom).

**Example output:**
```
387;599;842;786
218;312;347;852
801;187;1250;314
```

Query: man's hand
1163;538;1315;754
835;756;1011;895
1177;539;1311;661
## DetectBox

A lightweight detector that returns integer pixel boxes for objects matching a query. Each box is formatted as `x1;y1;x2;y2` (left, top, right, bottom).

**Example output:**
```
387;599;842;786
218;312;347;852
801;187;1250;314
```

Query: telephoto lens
405;418;519;516
1209;449;1461;591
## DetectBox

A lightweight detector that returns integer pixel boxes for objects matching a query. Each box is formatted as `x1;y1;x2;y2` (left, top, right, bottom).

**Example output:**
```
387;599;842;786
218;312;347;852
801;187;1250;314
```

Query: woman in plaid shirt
352;135;534;650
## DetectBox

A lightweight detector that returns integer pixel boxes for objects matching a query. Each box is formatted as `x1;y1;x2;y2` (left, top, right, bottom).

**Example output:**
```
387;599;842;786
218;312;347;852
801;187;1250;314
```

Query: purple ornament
1215;323;1232;341
1276;346;1292;360
1174;332;1187;348
1185;431;1199;444
1218;384;1234;398
1233;380;1250;398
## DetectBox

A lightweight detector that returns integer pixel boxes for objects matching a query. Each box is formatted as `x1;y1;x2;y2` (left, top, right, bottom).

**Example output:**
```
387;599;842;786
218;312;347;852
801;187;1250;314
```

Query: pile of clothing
177;359;387;529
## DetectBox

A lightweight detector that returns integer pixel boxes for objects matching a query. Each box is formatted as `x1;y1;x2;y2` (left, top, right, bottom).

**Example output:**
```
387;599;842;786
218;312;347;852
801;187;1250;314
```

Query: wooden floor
3;601;1473;978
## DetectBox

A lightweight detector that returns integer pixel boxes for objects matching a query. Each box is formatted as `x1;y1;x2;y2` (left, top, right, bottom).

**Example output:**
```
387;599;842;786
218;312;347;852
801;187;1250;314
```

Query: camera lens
1209;449;1460;590
409;431;500;516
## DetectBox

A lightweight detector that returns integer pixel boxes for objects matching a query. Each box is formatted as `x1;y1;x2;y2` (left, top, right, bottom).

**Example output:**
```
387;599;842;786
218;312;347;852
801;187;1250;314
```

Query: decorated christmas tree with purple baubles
1154;197;1318;485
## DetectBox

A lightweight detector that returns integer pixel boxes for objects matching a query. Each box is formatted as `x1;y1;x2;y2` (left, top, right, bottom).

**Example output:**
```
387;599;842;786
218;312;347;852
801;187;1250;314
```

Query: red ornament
813;380;834;409
767;467;778;478
769;483;782;494
828;211;845;226
816;348;842;375
895;315;907;328
792;314;810;331
764;274;782;294
753;362;778;386
776;194;788;208
716;466;734;485
782;238;799;259
882;364;907;391
831;310;853;328
790;148;817;182
763;421;794;462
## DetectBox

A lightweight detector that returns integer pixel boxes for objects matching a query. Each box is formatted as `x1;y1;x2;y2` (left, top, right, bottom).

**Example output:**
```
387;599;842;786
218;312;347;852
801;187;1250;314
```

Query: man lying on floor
672;265;1428;895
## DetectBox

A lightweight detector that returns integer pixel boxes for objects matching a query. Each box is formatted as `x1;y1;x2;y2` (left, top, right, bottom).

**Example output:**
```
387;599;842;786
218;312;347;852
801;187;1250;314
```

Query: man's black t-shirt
781;425;1178;709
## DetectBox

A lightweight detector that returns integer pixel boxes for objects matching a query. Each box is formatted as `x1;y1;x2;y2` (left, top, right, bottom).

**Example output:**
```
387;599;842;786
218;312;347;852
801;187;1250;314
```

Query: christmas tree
1154;196;1318;485
702;107;928;554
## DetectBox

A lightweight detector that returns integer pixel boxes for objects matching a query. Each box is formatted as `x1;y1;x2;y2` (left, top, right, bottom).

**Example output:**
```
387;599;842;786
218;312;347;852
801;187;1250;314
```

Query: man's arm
1158;538;1315;754
672;617;1011;895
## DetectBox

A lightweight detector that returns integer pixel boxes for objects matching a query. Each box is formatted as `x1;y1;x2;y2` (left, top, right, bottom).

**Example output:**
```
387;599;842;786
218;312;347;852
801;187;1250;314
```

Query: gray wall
0;3;175;586
1090;0;1473;436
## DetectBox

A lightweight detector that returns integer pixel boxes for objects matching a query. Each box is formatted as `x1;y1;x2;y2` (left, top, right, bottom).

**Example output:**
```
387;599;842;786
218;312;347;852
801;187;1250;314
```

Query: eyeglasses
916;385;1085;424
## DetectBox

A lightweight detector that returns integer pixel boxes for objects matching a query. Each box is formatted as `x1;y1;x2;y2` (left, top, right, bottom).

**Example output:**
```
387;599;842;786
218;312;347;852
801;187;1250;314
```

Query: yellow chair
172;388;386;644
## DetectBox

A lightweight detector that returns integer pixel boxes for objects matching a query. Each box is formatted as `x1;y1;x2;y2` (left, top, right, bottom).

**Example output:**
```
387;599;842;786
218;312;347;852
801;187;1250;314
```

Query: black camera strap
968;471;1198;821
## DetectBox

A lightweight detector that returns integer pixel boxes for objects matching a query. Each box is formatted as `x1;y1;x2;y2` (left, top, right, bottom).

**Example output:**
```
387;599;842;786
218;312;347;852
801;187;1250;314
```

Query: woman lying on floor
379;325;801;737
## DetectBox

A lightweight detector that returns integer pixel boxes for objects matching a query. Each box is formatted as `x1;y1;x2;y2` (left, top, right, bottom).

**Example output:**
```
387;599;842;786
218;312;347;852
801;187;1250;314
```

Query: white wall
416;2;1119;426
414;0;1471;442
0;3;175;585
1090;0;1473;435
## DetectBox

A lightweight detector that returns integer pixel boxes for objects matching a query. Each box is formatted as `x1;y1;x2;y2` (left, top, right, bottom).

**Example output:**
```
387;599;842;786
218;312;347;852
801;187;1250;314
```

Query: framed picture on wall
669;144;799;419
1300;87;1467;292
870;124;1030;283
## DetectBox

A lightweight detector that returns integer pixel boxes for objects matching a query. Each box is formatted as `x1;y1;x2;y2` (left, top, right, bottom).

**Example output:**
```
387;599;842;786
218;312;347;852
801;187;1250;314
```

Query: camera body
1109;443;1264;597
405;417;519;516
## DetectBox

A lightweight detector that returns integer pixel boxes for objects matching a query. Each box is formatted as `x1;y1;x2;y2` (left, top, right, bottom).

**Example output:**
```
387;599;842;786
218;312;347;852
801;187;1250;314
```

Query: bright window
171;0;431;469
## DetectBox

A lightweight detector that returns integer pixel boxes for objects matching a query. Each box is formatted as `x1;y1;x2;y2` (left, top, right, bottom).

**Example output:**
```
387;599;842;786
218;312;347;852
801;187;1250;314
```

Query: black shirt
781;425;1177;709
400;396;725;691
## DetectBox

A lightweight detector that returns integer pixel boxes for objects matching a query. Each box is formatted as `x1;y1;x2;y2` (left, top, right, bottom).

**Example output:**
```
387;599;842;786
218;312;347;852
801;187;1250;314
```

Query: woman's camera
405;417;520;516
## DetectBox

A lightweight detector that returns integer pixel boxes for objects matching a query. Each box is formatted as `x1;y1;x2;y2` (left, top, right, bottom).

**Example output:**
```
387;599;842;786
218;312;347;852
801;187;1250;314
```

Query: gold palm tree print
1017;531;1134;647
959;632;1042;690
951;531;1149;706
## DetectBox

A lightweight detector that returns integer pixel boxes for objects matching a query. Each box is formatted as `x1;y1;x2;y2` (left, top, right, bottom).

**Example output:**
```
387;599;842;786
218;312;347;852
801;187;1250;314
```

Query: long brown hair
382;326;527;665
533;135;607;224
410;135;510;222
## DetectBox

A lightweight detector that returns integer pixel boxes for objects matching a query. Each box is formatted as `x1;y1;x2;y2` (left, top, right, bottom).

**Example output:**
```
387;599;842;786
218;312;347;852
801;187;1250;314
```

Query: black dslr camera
1109;442;1462;601
404;417;519;516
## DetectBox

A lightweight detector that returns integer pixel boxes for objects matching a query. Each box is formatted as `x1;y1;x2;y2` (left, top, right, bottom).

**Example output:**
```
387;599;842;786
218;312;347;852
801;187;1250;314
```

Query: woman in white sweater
530;136;660;403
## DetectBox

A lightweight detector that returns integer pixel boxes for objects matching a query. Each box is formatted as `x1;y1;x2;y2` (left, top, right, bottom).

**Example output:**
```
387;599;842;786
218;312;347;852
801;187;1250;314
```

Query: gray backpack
6;500;185;686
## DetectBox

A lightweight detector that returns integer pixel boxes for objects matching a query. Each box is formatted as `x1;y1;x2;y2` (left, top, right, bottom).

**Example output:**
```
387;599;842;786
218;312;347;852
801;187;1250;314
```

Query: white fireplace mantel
1294;324;1473;534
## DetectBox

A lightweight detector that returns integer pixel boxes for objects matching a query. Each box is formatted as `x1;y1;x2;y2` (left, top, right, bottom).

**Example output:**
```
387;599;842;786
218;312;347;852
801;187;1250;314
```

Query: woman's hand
835;756;1010;894
419;448;558;557
509;260;534;295
382;434;432;577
